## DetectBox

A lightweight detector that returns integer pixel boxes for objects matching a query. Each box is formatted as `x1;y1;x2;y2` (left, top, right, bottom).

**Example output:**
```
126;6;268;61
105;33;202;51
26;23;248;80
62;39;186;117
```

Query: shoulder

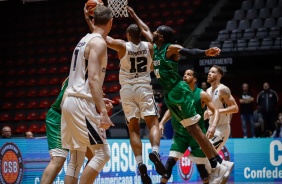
219;84;231;95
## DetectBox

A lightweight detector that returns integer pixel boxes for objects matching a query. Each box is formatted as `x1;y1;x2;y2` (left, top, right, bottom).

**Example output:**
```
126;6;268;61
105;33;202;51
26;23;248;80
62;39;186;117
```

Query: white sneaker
209;162;228;184
221;160;234;183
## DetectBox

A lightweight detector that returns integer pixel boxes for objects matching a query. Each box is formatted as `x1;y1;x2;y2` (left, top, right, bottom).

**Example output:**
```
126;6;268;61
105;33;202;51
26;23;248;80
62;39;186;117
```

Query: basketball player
159;69;220;184
84;9;165;182
205;65;239;181
41;77;112;184
127;6;232;183
61;6;114;184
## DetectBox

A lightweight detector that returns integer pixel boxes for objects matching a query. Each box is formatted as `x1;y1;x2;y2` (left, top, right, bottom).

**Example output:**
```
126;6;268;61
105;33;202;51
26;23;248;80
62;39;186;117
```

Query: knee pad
66;150;85;178
196;164;209;182
88;145;110;172
163;157;176;179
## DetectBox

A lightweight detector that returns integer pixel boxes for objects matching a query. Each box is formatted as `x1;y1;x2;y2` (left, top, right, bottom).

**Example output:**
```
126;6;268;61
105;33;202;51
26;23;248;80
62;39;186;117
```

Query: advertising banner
0;138;281;183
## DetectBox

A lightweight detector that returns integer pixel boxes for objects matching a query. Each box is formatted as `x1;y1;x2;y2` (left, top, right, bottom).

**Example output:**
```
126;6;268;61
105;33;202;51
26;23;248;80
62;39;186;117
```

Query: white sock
152;146;159;153
135;155;143;165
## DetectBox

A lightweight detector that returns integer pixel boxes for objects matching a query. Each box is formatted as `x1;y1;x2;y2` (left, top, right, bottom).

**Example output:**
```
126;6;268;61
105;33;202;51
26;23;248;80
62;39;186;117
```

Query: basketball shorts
120;84;158;121
169;126;206;159
61;96;107;152
164;81;197;123
46;108;68;153
209;123;230;153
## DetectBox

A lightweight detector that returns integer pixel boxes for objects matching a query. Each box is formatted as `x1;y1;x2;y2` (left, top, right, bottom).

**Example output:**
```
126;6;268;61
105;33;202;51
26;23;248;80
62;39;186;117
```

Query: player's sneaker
209;162;228;184
149;151;166;175
138;163;152;184
221;160;234;183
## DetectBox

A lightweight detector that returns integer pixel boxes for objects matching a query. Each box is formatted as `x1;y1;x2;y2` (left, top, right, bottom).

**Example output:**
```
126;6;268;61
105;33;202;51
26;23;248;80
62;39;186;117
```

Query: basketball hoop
107;0;128;18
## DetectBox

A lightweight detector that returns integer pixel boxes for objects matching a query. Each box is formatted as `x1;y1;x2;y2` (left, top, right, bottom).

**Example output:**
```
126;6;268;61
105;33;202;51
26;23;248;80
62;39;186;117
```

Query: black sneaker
138;163;152;184
149;151;166;175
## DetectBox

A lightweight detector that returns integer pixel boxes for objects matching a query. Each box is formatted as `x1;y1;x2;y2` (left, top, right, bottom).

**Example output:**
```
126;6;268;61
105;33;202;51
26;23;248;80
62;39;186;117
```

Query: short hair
212;65;224;76
157;25;174;43
126;24;140;39
94;5;113;25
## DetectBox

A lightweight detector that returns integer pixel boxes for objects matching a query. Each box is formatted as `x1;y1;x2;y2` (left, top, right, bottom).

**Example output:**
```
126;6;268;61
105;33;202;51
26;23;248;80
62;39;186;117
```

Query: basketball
86;0;104;16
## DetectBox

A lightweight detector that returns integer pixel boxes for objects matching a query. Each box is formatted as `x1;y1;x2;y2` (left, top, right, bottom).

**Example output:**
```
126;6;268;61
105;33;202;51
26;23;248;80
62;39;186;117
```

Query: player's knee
66;152;85;178
196;164;209;183
88;148;110;172
51;156;66;170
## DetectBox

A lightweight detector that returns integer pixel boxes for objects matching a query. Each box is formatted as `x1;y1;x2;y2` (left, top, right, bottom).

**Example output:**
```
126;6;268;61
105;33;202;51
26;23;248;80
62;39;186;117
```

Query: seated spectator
25;131;34;139
2;126;12;138
271;112;282;138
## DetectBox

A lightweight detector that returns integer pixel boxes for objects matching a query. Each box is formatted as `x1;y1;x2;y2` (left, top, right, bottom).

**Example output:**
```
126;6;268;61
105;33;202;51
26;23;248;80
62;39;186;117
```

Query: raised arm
219;86;239;115
84;3;95;32
127;6;153;43
105;36;126;54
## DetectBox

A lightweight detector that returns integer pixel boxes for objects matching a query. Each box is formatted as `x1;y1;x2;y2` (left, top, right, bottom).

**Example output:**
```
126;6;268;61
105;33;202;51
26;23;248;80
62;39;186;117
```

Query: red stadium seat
105;73;119;82
39;88;49;97
4;90;14;98
0;113;12;121
38;124;46;133
27;100;38;109
49;66;59;74
108;83;121;93
50;77;61;85
27;89;38;97
38;67;47;74
16;79;26;86
28;123;39;133
59;66;69;73
27;112;39;120
38;78;49;85
15;101;26;109
15;90;26;98
39;100;51;108
15;124;28;133
47;57;57;64
27;68;37;75
27;78;37;86
39;111;47;120
14;112;26;121
6;80;15;87
50;87;60;96
112;95;121;105
2;101;14;110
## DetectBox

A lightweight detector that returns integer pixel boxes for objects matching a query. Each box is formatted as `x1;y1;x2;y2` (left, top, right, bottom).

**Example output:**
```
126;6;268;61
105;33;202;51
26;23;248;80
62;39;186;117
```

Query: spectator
201;81;208;91
25;131;33;139
253;104;264;137
2;126;12;138
271;112;282;138
256;82;279;137
239;83;255;138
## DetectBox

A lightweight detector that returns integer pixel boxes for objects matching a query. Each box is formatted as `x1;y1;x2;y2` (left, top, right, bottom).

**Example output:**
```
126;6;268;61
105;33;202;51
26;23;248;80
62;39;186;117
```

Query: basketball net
107;0;128;18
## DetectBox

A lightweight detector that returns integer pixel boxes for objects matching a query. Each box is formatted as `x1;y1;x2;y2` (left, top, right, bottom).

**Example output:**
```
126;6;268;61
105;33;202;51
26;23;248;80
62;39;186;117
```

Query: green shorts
165;81;197;122
170;121;206;158
46;108;68;151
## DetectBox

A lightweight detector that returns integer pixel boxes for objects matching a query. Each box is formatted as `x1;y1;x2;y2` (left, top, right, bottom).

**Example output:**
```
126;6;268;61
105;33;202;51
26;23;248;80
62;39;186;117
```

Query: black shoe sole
149;152;166;175
138;164;152;184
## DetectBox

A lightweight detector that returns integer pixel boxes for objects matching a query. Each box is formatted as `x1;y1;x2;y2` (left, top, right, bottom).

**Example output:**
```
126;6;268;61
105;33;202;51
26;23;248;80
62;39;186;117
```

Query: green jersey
50;78;68;113
153;44;181;94
171;87;205;133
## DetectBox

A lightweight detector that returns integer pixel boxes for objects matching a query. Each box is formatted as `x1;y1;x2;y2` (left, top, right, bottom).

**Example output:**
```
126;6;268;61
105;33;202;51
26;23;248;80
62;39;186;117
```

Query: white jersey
207;84;230;126
66;33;107;99
119;41;152;86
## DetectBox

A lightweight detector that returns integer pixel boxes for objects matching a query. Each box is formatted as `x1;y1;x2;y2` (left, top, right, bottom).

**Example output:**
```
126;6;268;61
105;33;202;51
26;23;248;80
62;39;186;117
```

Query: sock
208;157;218;168
152;146;159;153
136;155;143;165
216;155;223;164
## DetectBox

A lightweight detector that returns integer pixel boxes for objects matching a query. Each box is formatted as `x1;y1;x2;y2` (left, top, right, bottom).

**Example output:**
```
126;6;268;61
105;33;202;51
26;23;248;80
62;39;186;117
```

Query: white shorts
209;123;230;153
61;96;107;152
49;148;68;158
120;84;158;121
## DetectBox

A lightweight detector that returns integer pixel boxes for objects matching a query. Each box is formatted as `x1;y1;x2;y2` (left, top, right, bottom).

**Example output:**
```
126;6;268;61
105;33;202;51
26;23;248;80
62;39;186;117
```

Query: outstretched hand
126;6;135;17
205;47;221;56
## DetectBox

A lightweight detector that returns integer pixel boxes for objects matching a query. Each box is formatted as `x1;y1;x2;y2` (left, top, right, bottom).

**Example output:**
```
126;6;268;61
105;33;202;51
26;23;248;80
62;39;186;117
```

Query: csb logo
178;145;230;181
0;142;23;184
178;149;193;180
